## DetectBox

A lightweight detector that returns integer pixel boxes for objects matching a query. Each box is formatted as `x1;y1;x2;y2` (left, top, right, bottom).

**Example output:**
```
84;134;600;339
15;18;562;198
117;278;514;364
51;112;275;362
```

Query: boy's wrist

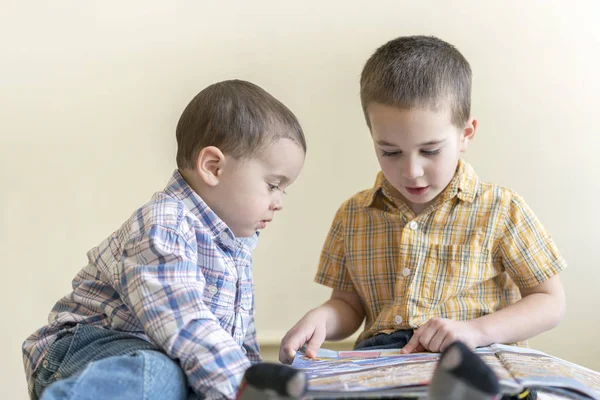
305;306;330;328
467;318;492;347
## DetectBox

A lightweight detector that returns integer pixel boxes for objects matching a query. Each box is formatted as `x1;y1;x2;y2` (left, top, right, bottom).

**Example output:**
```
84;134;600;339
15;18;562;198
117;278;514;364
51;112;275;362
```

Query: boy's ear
195;146;226;187
460;117;477;152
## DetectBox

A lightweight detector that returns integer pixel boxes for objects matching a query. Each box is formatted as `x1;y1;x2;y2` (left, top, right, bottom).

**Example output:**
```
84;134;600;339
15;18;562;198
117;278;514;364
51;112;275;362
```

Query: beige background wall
1;1;599;398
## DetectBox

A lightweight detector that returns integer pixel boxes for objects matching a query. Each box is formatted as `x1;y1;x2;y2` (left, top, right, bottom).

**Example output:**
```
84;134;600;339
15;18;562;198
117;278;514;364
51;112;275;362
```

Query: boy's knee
40;351;187;400
39;379;76;400
133;350;187;398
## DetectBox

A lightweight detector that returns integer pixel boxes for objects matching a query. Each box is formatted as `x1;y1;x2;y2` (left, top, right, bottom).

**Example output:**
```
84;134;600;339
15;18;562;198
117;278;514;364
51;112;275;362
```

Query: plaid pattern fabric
316;160;566;344
23;170;261;399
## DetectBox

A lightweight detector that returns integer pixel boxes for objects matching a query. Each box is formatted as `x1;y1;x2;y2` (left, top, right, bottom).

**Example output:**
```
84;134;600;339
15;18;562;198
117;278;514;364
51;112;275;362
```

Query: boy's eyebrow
375;139;400;147
268;174;290;183
418;139;446;146
376;139;446;147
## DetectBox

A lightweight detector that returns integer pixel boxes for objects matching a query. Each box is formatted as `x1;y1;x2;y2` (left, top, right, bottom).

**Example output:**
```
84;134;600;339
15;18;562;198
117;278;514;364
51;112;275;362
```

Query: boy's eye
268;184;287;194
381;150;401;157
421;149;441;156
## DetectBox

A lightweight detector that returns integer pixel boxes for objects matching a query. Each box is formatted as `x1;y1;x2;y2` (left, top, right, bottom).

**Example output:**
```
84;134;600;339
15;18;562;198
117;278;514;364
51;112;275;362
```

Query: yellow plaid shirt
315;160;566;344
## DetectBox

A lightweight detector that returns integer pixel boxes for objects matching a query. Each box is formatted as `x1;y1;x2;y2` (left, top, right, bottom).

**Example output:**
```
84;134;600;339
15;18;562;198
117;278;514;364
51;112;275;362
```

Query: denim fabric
33;324;188;400
354;329;414;350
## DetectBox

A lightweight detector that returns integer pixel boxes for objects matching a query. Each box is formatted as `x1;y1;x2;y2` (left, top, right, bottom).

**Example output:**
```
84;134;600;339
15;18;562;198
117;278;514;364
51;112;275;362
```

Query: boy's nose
270;196;284;211
402;158;424;180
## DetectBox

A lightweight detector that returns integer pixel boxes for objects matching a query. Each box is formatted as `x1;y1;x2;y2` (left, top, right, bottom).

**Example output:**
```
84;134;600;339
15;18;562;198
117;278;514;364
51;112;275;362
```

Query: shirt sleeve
241;312;262;364
495;193;567;288
315;204;354;291
117;224;250;400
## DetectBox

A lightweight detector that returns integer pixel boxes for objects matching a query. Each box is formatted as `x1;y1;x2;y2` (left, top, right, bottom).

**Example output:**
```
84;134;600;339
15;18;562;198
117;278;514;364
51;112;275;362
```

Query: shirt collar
363;159;480;208
446;159;480;203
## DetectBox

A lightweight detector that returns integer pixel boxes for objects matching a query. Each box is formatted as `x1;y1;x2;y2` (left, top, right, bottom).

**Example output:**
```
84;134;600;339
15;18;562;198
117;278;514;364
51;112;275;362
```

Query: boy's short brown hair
176;80;306;169
360;35;472;128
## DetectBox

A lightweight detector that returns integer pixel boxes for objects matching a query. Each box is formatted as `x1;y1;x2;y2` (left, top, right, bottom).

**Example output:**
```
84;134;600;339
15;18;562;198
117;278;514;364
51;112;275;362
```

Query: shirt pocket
203;273;237;320
419;245;492;307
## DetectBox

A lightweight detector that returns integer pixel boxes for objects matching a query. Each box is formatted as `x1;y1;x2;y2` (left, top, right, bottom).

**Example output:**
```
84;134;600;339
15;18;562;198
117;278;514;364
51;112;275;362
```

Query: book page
492;344;600;399
292;348;439;392
292;346;521;395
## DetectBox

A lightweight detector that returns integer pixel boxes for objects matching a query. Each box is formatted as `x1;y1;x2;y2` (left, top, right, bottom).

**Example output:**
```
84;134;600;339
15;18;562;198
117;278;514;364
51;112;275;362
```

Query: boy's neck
179;168;219;213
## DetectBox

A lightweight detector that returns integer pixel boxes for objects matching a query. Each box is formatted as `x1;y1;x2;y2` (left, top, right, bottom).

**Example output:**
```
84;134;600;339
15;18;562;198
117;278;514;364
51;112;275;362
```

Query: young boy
280;36;566;364
23;80;306;400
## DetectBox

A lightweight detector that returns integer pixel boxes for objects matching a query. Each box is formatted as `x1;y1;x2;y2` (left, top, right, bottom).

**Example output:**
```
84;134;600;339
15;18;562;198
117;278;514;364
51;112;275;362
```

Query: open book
291;344;600;399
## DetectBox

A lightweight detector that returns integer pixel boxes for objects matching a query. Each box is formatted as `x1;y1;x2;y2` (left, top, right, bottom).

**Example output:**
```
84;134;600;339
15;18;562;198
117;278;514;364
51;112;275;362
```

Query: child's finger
415;322;438;351
278;346;293;364
439;336;453;353
401;330;421;354
279;336;302;364
411;342;427;353
285;347;297;363
402;320;432;354
279;346;298;364
428;330;445;353
305;326;326;358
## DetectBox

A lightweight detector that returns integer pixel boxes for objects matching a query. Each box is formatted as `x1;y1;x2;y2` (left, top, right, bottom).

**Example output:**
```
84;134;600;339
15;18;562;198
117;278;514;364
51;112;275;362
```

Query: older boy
280;36;565;364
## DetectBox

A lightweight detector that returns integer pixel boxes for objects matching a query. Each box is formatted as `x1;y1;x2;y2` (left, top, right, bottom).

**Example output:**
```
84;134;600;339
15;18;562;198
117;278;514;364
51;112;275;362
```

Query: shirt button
219;232;229;241
408;221;418;230
402;268;411;277
394;315;403;324
42;360;48;368
208;286;218;295
54;372;61;380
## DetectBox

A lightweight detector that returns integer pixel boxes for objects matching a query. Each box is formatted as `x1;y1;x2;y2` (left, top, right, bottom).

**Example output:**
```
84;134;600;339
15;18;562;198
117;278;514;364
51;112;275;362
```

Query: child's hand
279;310;327;364
401;318;483;354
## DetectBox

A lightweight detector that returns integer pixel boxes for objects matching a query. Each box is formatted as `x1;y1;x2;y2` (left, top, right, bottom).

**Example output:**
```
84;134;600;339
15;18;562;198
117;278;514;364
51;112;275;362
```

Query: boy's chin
233;228;259;238
402;192;436;204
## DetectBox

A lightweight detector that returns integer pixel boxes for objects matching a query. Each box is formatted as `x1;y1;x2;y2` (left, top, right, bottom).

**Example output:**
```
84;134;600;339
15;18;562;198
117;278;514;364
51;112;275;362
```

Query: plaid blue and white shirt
23;170;261;399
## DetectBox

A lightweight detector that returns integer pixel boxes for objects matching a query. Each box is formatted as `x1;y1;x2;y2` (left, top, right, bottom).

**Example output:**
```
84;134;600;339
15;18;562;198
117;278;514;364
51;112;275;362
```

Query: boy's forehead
367;103;453;123
369;104;456;136
253;138;305;177
257;138;304;157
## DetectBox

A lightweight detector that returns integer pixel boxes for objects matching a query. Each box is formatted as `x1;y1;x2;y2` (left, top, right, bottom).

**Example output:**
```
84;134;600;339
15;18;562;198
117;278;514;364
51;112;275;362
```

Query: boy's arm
477;192;567;345
279;288;365;364
242;312;262;364
471;274;565;345
118;224;249;400
280;201;364;364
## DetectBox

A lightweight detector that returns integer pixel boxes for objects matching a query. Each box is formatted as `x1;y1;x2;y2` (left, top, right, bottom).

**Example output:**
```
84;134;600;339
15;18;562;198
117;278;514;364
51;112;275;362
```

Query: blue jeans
354;329;414;350
32;324;189;400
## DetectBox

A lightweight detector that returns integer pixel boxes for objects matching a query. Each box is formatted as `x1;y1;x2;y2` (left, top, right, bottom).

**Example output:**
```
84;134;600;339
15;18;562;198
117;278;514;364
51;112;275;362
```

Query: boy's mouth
258;220;272;229
405;186;429;196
